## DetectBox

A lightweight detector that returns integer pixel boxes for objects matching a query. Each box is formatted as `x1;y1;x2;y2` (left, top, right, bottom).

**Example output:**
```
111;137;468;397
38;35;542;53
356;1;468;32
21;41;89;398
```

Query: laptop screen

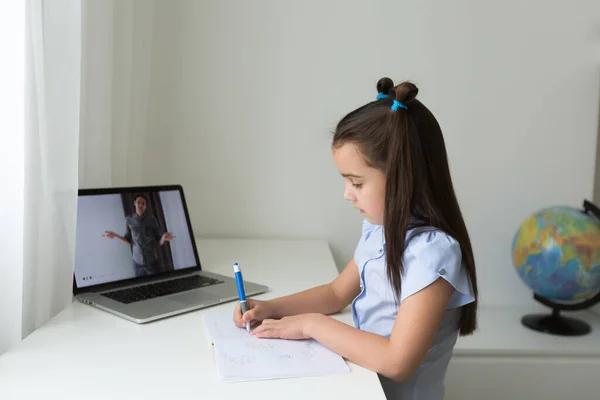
74;187;198;289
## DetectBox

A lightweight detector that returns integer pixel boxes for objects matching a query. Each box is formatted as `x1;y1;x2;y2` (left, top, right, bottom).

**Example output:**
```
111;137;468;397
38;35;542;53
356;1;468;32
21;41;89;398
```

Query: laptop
72;184;268;323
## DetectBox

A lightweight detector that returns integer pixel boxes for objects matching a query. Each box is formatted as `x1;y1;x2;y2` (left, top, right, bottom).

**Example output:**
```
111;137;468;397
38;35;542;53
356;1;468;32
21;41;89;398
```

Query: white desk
0;239;386;400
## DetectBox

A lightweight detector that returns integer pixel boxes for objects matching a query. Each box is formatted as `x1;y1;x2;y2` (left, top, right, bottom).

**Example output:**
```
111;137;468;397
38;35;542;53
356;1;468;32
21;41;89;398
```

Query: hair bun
376;77;395;96
394;81;418;103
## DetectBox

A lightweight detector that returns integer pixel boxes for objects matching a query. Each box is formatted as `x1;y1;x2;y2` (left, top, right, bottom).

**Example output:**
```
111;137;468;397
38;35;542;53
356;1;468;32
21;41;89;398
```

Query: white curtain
79;0;155;188
0;0;26;356
21;0;82;339
0;0;155;355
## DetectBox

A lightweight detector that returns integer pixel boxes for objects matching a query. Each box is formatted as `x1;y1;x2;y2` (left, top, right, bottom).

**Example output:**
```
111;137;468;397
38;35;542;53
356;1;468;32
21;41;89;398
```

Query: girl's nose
344;185;355;201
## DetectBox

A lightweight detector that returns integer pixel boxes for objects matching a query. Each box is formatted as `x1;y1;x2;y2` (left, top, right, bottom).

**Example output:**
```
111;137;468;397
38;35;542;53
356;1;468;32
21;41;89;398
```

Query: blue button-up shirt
351;219;475;400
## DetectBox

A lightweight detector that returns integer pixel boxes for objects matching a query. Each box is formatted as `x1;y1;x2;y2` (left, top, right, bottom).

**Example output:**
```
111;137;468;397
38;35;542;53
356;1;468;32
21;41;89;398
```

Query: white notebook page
203;312;350;381
213;336;350;381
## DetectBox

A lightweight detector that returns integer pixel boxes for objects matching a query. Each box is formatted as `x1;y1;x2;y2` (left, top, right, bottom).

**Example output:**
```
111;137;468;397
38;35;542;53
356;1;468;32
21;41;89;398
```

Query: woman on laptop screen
103;193;175;277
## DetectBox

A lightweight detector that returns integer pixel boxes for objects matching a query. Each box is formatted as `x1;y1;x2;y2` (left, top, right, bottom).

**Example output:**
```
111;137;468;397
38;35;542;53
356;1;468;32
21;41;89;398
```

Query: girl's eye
352;183;362;189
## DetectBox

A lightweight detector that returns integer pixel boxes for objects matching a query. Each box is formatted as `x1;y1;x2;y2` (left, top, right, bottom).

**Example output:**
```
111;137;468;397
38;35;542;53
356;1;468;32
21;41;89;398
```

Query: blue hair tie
391;99;408;111
376;92;389;100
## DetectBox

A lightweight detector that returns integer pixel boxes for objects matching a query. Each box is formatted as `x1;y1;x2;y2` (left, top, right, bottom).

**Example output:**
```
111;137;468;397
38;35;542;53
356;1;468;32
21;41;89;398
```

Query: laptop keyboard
101;275;224;304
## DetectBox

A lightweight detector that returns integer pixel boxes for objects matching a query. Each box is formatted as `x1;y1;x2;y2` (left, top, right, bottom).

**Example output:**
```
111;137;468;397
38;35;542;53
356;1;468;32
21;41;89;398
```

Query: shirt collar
133;212;147;220
370;216;423;246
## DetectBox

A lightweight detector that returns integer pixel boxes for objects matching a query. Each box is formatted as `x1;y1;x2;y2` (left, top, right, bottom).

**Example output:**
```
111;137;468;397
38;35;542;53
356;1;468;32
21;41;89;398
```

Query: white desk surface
0;239;386;400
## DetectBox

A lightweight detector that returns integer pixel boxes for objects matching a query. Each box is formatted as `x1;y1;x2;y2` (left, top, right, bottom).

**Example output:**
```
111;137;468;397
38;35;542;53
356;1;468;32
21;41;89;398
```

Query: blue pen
233;262;251;332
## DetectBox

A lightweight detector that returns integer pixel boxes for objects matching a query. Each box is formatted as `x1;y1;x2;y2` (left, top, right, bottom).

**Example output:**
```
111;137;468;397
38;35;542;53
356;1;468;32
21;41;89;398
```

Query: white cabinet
447;306;600;400
446;356;600;400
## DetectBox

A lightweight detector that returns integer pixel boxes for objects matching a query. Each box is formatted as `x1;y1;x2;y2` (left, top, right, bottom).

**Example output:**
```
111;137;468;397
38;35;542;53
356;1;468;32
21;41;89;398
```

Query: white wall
159;190;197;269
144;0;600;308
79;0;156;189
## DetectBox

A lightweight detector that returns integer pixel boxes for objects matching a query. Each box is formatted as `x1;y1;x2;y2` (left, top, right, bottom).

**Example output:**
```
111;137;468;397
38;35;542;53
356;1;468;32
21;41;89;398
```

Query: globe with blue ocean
512;205;600;303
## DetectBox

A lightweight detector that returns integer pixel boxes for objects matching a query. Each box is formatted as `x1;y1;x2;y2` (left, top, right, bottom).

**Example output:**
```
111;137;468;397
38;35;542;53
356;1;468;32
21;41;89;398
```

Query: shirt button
439;268;446;275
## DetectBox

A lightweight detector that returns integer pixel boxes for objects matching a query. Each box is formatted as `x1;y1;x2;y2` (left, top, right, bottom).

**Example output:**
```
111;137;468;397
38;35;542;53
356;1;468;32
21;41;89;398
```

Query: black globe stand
520;199;600;336
521;293;599;336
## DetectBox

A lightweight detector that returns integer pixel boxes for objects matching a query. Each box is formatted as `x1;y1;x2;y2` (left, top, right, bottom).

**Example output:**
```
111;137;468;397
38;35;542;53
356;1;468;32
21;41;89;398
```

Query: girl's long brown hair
332;78;478;335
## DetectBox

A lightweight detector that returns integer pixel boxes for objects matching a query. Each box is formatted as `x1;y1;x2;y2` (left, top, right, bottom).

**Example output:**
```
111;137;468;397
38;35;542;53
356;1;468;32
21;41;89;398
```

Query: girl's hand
250;314;318;340
233;298;275;329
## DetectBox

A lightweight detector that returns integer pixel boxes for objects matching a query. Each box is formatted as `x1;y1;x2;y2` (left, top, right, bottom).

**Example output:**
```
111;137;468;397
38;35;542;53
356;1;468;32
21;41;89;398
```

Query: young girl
233;78;478;400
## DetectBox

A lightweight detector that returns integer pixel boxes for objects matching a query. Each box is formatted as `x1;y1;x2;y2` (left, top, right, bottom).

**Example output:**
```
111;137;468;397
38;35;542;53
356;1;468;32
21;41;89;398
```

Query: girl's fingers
254;328;277;338
252;323;272;335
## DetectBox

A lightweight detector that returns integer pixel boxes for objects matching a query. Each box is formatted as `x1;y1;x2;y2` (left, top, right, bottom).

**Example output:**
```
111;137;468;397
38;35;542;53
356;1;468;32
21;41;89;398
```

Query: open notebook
202;312;350;382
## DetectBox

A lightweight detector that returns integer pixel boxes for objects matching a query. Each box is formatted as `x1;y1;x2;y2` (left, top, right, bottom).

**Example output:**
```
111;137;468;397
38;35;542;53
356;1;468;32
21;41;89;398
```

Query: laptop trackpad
169;290;220;307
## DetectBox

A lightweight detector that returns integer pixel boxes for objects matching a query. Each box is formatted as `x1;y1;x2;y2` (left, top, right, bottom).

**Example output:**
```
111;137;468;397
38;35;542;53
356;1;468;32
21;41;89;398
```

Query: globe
512;205;600;303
